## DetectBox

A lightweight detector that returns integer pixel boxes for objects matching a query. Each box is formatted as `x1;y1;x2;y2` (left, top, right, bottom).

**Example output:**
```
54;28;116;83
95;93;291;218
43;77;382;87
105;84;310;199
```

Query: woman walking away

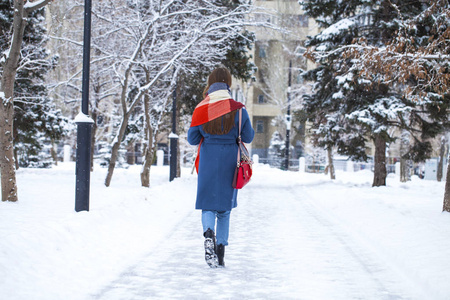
188;67;254;268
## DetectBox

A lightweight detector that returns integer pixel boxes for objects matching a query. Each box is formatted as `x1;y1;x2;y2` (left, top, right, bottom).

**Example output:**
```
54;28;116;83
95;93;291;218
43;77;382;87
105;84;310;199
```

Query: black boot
203;229;218;268
216;244;225;267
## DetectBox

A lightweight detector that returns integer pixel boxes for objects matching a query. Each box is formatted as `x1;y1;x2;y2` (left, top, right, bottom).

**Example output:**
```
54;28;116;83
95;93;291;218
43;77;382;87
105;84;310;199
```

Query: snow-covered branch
24;0;52;13
48;35;84;48
312;43;450;61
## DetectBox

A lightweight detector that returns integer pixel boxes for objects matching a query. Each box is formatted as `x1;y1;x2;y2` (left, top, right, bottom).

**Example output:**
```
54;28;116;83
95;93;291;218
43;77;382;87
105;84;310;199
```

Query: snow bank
0;164;195;300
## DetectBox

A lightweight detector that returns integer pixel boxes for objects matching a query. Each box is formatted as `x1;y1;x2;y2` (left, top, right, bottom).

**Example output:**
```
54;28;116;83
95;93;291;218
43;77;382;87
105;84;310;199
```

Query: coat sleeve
240;108;255;144
187;125;203;146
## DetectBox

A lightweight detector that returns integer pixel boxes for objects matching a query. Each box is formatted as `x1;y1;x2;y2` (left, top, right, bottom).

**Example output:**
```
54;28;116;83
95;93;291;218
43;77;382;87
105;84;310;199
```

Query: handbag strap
236;108;242;166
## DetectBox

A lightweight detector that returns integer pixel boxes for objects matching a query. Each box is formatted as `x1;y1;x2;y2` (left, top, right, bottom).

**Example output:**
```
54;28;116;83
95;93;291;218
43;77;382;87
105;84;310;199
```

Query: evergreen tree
268;131;286;169
300;0;445;186
85;0;259;186
332;0;450;210
0;0;67;168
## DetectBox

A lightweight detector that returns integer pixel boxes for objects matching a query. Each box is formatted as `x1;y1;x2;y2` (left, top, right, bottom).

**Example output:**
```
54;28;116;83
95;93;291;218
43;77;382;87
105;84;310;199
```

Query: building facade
231;0;318;165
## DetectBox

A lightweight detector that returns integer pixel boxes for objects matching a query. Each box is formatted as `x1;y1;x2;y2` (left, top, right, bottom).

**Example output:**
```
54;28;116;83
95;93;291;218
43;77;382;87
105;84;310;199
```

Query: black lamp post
169;82;178;182
75;0;93;212
284;61;292;171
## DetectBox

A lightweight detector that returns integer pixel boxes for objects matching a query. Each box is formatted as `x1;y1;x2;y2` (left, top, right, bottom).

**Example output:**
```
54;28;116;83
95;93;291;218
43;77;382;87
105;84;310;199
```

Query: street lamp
284;61;292;171
75;0;93;212
169;82;178;182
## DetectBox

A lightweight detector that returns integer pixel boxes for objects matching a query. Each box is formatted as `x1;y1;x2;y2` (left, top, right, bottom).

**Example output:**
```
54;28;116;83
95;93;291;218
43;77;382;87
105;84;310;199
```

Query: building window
258;94;265;104
256;120;264;133
259;47;266;58
298;15;309;27
259;69;266;83
284;14;309;27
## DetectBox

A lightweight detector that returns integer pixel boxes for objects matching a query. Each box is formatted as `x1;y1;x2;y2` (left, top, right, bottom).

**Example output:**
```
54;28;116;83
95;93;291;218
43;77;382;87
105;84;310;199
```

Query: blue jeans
202;210;231;246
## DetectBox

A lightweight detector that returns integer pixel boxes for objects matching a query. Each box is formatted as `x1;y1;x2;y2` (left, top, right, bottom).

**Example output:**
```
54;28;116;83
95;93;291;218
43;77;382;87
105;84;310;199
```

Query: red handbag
232;109;253;189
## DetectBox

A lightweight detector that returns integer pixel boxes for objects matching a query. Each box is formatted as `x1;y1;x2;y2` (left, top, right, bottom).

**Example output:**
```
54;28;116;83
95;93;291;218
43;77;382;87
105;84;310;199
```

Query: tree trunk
0;0;28;202
140;142;156;188
437;136;447;182
140;147;153;187
400;158;411;183
400;156;412;183
0;100;18;202
140;72;153;187
399;130;410;182
104;61;145;186
140;102;158;187
443;160;450;213
327;147;336;180
51;138;58;166
104;116;129;187
372;134;387;187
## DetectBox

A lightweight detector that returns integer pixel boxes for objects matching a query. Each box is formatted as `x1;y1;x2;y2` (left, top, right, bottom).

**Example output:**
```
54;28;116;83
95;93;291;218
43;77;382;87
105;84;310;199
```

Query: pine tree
0;0;67;169
301;0;445;186
334;0;450;211
268;131;285;169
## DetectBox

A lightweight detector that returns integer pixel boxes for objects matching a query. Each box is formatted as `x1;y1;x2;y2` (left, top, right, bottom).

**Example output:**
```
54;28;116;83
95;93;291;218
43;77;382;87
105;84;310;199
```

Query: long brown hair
202;67;236;135
202;67;232;98
203;110;237;135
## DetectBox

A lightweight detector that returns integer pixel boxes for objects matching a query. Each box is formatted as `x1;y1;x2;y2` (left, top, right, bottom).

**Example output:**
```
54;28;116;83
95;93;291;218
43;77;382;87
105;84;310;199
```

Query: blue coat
187;108;254;211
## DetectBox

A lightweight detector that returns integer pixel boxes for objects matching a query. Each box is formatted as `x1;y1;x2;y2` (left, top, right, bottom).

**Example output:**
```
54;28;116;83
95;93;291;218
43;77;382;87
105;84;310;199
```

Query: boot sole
204;238;218;268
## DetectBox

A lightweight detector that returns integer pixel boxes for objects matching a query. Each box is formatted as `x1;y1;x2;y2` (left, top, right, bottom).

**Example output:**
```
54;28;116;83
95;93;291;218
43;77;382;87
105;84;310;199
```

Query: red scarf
191;89;244;173
190;89;244;127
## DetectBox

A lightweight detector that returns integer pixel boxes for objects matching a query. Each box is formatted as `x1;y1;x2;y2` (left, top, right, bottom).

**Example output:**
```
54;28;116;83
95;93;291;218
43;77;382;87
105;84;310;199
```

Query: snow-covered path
93;179;420;299
2;164;448;299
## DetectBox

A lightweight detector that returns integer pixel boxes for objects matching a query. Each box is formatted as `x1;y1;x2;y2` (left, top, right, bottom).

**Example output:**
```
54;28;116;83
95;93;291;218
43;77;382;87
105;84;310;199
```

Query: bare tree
139;68;178;187
92;0;261;187
50;1;272;187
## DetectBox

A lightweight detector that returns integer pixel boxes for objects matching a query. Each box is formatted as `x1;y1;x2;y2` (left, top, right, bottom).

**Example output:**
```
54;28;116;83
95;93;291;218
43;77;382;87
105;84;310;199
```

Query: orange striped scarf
191;89;244;173
190;89;244;127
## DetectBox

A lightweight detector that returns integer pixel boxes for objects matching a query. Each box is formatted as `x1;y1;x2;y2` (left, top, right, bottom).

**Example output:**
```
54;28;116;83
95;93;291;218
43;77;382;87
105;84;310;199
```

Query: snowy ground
1;163;449;300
